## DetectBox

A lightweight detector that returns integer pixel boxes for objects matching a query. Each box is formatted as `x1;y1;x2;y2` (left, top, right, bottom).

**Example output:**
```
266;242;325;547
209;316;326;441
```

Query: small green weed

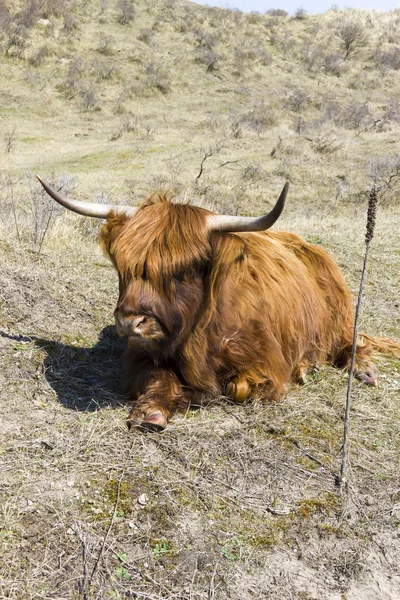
152;541;170;559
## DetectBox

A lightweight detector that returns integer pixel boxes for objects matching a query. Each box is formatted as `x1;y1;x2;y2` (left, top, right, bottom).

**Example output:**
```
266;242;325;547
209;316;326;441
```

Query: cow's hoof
355;369;378;387
127;410;167;432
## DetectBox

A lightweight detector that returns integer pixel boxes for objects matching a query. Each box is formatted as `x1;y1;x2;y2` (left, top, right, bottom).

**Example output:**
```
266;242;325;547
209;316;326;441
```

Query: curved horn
36;175;137;219
207;182;289;233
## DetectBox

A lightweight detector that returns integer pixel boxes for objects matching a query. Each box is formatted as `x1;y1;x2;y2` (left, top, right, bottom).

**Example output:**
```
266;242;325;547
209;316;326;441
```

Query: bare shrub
145;61;171;95
4;127;17;153
230;116;242;139
242;164;265;182
79;82;100;111
28;45;50;67
4;22;27;57
63;12;79;34
294;6;307;20
194;46;220;72
276;32;297;58
97;34;114;55
247;11;261;25
194;27;218;51
378;100;400;129
259;49;273;66
137;28;154;44
202;111;226;133
0;175;21;242
127;48;146;65
369;155;400;205
113;93;127;115
302;45;324;73
336;19;368;60
25;70;46;89
116;0;135;25
57;57;84;97
40;0;70;18
28;174;73;252
0;1;13;34
78;190;111;238
110;112;142;141
311;133;341;154
374;47;400;72
324;52;344;76
285;89;311;112
91;58;116;81
340;101;369;130
266;8;288;17
0;174;76;250
164;153;184;185
243;102;278;133
16;1;39;30
231;102;278;138
231;43;265;76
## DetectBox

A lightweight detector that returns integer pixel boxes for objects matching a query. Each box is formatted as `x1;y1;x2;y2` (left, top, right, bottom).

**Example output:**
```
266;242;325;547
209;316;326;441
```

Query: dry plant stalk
340;187;378;487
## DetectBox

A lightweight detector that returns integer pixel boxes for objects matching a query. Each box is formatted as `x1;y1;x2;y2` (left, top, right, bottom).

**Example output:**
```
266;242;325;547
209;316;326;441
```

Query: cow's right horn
207;182;289;233
36;175;137;219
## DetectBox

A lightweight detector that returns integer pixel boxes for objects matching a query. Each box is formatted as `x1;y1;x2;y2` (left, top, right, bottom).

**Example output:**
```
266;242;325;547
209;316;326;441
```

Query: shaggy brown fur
99;195;400;430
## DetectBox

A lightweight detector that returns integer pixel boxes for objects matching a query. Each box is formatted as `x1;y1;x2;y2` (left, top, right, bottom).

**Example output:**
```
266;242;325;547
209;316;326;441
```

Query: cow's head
36;176;288;355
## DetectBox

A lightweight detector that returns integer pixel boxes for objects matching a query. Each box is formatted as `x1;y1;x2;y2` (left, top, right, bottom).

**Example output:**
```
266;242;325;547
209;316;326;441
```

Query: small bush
63;12;79;34
116;0;135;25
266;8;288;17
28;175;67;252
194;46;220;72
311;133;341;154
259;49;273;66
324;52;344;76
91;58;116;81
294;7;307;20
137;28;154;44
57;57;84;97
336;19;368;60
28;45;50;67
285;89;311;112
110;112;142;141
145;61;171;95
369;155;400;203
302;45;324;73
4;128;17;153
4;23;27;58
79;82;100;112
0;1;13;34
231;102;278;137
340;101;369;130
97;34;114;55
374;47;400;72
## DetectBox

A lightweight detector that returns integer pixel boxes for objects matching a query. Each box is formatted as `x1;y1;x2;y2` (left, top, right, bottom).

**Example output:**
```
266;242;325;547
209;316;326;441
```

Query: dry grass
1;1;400;598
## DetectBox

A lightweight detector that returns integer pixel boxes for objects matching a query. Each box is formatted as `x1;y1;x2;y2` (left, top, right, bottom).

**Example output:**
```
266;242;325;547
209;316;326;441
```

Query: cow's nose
114;312;154;337
131;316;147;334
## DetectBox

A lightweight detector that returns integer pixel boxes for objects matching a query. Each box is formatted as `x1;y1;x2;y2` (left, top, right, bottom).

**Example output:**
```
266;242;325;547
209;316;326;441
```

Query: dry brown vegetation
0;1;400;598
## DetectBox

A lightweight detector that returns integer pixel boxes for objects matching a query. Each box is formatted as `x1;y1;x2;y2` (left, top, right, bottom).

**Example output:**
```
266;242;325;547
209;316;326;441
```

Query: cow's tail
359;333;400;359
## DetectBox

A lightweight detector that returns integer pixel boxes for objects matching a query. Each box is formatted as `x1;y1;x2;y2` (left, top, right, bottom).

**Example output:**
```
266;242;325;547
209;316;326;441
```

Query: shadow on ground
1;326;127;411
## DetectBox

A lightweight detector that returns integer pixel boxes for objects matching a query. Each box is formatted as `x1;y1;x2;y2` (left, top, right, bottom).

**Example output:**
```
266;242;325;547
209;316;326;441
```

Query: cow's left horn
36;175;137;219
207;182;289;233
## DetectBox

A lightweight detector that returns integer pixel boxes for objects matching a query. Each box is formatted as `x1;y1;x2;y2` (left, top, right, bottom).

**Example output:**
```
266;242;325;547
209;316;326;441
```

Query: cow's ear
99;212;128;259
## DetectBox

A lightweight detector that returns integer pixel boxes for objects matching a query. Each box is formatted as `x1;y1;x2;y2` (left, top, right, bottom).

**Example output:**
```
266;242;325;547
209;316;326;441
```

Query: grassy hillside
1;0;400;214
0;1;400;599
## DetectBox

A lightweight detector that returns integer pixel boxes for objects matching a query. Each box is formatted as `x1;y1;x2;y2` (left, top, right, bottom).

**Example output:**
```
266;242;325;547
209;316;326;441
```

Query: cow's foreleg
333;335;378;387
125;366;185;431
